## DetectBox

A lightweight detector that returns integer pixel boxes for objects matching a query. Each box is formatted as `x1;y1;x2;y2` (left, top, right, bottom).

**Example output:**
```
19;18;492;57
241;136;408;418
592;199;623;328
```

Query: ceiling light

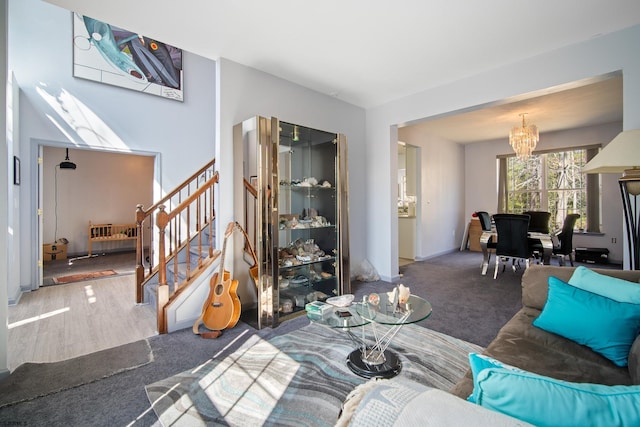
59;148;77;170
509;113;539;158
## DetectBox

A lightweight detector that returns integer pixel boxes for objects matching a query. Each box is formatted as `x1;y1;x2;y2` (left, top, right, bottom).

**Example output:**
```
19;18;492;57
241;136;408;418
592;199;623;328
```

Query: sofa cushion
533;276;640;367
568;266;640;303
521;265;640;311
472;364;640;427
449;306;633;399
496;308;630;380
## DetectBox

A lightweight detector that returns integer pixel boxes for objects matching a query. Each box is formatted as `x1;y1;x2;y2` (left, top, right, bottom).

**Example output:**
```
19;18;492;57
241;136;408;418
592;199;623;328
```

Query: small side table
350;294;432;378
307;294;432;379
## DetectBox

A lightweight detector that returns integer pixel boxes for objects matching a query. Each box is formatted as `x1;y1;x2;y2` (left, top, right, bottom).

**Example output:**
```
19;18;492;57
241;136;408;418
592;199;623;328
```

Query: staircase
135;159;221;333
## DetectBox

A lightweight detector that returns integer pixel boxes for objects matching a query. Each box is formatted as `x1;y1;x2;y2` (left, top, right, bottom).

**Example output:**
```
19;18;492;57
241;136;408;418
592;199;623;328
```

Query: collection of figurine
277;177;336;314
279;238;332;267
280;177;332;188
279;214;330;230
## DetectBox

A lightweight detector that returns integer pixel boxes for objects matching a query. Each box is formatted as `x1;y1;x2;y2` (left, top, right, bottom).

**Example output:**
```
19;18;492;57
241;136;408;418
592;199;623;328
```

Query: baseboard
8;286;24;306
380;273;400;283
416;248;459;261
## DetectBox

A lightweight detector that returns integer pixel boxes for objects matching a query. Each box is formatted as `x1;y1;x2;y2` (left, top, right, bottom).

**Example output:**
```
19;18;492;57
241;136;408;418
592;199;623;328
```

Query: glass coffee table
307;293;432;379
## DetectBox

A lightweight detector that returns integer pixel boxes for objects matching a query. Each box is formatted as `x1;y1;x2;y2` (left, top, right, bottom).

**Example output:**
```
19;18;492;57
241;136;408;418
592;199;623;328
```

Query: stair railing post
135;204;145;303
156;205;169;334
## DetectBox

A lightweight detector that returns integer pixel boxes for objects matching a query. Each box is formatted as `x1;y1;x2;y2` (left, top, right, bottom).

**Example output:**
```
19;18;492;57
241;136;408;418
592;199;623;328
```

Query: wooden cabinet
468;218;482;252
234;117;350;329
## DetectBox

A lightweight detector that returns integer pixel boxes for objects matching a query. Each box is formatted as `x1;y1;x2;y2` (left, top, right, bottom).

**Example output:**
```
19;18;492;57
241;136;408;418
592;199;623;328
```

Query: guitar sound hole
215;284;223;296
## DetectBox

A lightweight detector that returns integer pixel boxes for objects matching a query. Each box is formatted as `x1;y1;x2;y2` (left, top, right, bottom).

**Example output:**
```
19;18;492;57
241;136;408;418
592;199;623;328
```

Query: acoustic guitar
201;222;242;331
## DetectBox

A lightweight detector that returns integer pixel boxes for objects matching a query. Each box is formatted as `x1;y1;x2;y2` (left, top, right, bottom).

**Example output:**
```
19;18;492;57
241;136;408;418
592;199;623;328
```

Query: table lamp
582;129;640;270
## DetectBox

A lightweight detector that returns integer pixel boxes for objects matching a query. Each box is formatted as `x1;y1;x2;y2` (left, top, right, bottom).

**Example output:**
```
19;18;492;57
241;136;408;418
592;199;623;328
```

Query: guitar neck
216;222;237;282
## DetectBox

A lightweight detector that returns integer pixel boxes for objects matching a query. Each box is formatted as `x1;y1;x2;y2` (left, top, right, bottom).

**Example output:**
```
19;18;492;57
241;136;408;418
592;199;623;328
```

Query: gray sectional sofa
338;265;640;426
450;264;640;398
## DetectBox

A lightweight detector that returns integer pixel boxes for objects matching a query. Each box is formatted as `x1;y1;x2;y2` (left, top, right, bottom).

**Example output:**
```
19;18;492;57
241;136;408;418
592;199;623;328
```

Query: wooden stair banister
243;178;258;256
135;159;219;334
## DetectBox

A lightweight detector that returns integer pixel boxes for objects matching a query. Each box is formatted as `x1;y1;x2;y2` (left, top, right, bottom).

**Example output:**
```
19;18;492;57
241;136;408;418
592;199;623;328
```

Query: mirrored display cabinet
234;116;350;329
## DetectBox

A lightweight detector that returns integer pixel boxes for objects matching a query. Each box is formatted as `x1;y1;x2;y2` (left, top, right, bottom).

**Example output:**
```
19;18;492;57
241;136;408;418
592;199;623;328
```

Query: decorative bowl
326;294;354;307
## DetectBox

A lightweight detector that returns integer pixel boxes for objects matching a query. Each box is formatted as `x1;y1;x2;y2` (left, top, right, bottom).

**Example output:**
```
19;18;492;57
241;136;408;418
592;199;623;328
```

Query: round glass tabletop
355;293;432;325
306;302;372;329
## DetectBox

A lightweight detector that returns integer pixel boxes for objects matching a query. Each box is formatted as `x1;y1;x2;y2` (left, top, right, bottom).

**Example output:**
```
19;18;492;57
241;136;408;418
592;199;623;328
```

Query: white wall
464;122;623;262
8;0;217;294
41;146;154;256
1;0;9;379
216;58;366;305
367;24;640;281
398;127;465;260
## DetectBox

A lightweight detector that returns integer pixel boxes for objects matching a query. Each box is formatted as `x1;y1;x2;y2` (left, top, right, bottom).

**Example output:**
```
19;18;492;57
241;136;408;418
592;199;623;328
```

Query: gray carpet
0;339;152;408
146;322;482;426
353;250;525;347
0;250;557;426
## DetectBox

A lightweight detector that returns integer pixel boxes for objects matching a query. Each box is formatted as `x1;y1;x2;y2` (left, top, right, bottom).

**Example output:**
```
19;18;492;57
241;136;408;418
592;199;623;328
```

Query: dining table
480;230;554;276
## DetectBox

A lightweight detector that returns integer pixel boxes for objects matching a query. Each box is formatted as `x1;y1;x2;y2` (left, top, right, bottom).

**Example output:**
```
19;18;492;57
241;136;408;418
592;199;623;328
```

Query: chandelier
509;113;539;158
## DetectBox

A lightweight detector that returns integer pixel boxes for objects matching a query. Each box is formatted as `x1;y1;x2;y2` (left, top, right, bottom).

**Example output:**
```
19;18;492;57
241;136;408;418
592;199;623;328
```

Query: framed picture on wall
72;13;184;101
13;156;20;186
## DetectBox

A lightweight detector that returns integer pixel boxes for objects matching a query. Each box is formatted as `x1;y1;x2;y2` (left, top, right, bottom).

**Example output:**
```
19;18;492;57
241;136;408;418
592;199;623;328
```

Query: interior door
36;144;44;289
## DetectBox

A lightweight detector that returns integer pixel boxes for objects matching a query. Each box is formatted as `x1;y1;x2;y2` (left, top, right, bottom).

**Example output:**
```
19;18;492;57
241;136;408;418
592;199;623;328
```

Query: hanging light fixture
59;148;77;170
509;113;539;158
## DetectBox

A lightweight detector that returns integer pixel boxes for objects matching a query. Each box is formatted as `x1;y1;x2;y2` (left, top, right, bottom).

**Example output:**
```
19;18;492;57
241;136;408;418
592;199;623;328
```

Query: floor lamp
582;130;640;270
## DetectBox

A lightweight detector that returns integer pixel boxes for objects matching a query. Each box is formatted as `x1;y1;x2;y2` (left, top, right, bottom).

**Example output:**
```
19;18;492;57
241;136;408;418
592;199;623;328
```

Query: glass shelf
279;255;335;269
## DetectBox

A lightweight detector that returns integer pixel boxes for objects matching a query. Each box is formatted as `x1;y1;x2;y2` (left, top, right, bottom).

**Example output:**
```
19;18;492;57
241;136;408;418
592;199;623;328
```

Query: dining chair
492;213;533;279
552;213;581;266
523;210;551;234
476;211;496;270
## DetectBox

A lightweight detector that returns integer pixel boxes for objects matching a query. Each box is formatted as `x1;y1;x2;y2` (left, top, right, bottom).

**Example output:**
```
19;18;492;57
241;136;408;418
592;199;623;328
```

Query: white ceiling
42;0;639;142
406;74;623;143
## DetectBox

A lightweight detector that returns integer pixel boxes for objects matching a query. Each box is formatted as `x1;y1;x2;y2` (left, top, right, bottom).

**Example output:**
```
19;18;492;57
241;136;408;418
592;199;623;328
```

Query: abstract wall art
73;13;184;101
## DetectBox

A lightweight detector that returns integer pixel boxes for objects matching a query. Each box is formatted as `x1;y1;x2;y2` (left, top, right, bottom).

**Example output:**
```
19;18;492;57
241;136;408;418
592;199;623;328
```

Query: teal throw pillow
467;353;524;403
473;366;640;427
568;266;640;303
533;276;640;367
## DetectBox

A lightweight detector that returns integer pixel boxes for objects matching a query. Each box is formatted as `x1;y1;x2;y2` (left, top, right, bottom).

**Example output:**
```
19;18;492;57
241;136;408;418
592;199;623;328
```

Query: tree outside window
506;149;590;232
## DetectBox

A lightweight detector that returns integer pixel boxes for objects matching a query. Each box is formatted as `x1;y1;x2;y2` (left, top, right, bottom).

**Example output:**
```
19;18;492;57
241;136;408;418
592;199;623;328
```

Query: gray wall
1;0;9;379
8;0;217;299
216;58;366;306
368;24;640;281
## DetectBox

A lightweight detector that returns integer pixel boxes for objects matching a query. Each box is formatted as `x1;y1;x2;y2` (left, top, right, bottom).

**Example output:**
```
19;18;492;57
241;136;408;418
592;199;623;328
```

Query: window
499;147;600;233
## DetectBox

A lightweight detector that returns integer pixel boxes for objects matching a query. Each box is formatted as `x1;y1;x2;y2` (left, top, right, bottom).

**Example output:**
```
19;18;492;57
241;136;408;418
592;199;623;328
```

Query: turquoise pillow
533;276;640;367
568;266;640;303
467;353;524;403
473;366;640;427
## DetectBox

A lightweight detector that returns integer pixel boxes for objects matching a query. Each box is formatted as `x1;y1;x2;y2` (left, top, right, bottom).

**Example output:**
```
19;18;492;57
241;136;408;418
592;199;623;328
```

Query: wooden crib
88;221;138;256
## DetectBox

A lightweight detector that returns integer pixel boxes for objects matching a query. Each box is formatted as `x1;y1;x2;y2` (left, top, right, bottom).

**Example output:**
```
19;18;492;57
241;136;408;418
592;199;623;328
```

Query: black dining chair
552;213;581;266
492;214;533;279
523;211;551;234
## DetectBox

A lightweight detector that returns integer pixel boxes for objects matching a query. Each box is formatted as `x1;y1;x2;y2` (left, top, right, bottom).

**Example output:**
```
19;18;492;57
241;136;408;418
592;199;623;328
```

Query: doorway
398;142;419;266
7;143;159;369
37;144;156;289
